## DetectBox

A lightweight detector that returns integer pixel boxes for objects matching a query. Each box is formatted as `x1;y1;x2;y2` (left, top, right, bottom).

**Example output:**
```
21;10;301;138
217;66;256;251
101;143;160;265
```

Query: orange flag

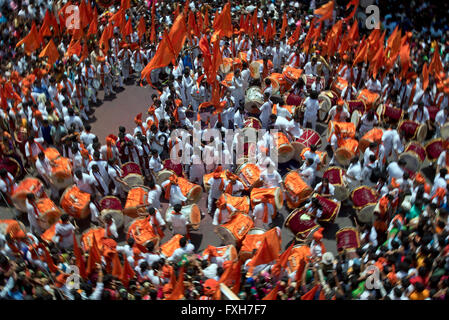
99;23;113;53
73;234;87;279
39;39;59;66
109;8;126;33
58;0;72;33
137;16;146;40
343;0;359;22
168;12;188;58
265;19;273;41
288;22;302;46
204;8;210;32
197;11;204;35
250;7;258;37
303;19;316;54
353;39;368;66
39;10;55;37
66;38;81;57
121;255;136;287
165;266;185;300
209;39;223;85
78;42;89;64
314;0;334;23
346;19;359;46
319;288;327;300
87;16;98;37
16;22;42;55
295;259;307;288
325;20;343;58
86;234;101;275
79;0;90;29
123;18;133;38
422;63;429;91
219;261;242;295
247;238;278;274
371;44;385;79
280;13;288;39
399;42;411;79
271;243;294;277
387;26;401;60
301;284;320;300
39;243;59;273
429;43;444;76
150;14;156;43
121;0;131;10
111;252;122;279
262;284;280;300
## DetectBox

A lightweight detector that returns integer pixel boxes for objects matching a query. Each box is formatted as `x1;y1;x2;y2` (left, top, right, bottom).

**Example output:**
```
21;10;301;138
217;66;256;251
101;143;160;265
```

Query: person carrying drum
139;207;166;239
325;99;350;123
314;178;335;200
224;172;245;196
206;167;225;215
166;236;195;263
162;175;187;206
303;197;324;224
212;196;237;226
165;204;190;238
54;214;77;250
302;90;320;130
252;193;275;229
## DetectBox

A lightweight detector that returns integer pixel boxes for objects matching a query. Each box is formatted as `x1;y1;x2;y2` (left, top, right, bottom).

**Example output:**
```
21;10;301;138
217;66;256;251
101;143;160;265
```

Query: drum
398;120;427;142
327;121;356;141
11;177;44;212
0;157;21;179
244;117;262;130
220;58;235;74
275;132;295;163
123;186;149;218
318;91;334;121
93;79;101;90
335;227;360;252
302;74;326;91
60;185;91;219
398;142;426;172
292;129;322;162
350;186;379;223
285;92;303;106
323;167;349;201
284;208;320;242
358;127;384;153
221;72;234;87
335;138;359;166
127;217;160;249
41;221;59;243
441;123;449;140
427;105;439;122
299;149;328;170
44;147;61;162
202;245;238;262
121;162;144;191
220;193;251;215
177;176;203;203
314;195;341;224
156;169;175;186
249;61;262;79
351;110;361;128
268;73;290;94
50;157;73;190
357;89;380;111
100;196;124;229
166;203;202;230
425;139;444;162
160;234;183;258
263;76;280;94
282;66;303;85
239;227;282;262
0;219;27;239
235;163;261;188
215;213;254;246
377;104;403;124
244;86;264;113
283;170;313;209
321;90;339;107
250;187;284;212
36;198;62;230
347;100;366;116
331;77;348;97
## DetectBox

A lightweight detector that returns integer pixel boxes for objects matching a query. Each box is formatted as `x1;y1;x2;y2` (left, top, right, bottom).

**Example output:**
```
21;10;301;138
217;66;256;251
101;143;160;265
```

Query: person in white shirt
302;91;320;130
74;170;96;194
325;100;350;123
90;164;109;197
314;178;335;199
303;145;322;170
431;168;448;197
365;78;382;94
80;124;96;148
361;155;379;186
117;238;137;266
149;149;163;182
408;102;431;129
167;236;195;263
382;125;404;162
358;110;378;137
434;107;449;137
223;174;245;196
0;169;17;198
165;204;189;237
106;159;127;199
346;157;362;189
35;152;57;198
259;93;273;129
304;56;321;76
103;214;118;239
54;214;76;250
25;193;44;236
252;195;275;229
386;159;407;184
213;197;237;226
300;158;316;187
161;176;188;206
206;168;225;213
64;108;84;132
147;179;162;209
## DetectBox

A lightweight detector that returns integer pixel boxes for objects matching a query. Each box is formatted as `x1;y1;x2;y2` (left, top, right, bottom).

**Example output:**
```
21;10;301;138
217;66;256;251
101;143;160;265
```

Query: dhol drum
327;121;356;141
60;185;91;219
285;92;303;106
244;86;264;113
347;100;366;116
282;66;303;85
398;120;427;142
100;196;124;229
123;186;149;218
336;227;361;252
244;117;262;130
331;77;348;97
268;73;290;94
377;104;403;124
127;217;160;249
250;187;284;212
160;234;184;258
302;74;326;91
235;163;261;188
239;227;282;262
36;198;62;230
221;72;234;87
425;138;444;162
121;162;144;191
323;167;349;201
335;138;359;166
286;244;311;274
283;170;313;209
44;147;60;162
314;195;341;224
0;157;21;180
274;132;295;163
292;129;323;155
263;76;280;95
351;110;362;128
318;91;335;121
0;219;27;239
50;157;73;190
220;193;251;215
284;208;320;242
427;105;439;123
219;57;242;74
156;169;175;186
357;89;380;111
202;245;238;262
166;204;202;230
11;177;44;212
350;186;379;223
249;61;262;79
440;123;449;140
177;176;203;203
215;213;254;246
358;127;383;153
41;220;60;244
398;141;427;172
299;148;328;170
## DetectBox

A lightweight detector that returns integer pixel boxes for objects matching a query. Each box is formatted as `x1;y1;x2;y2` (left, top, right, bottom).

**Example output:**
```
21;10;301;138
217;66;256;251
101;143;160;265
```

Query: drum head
100;209;124;229
441;124;449;140
358;204;375;223
247;228;266;236
351;110;361;128
156;169;175;186
123;174;145;190
189;204;202;230
292;142;306;162
416;124;427;142
274;188;284;210
334;185;349;201
335;148;353;167
399;152;421;172
215;226;237;246
376;104;384;123
277;144;295;163
318;94;332;113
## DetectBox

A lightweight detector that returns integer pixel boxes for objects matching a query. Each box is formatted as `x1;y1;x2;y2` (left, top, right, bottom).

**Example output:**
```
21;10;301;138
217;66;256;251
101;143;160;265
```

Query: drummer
206;167;225;214
252;194;275;229
358;110;379;137
408;101;432;131
139;207;166;239
224;172;245;196
314;178;335;200
303;145;322;171
54;214;77;250
212;197;237;226
25;193;44;236
106;159;128;199
0;168;17;203
303;197;324;224
434;107;449;138
162;175;188;206
324;99;350;123
165;204;190;238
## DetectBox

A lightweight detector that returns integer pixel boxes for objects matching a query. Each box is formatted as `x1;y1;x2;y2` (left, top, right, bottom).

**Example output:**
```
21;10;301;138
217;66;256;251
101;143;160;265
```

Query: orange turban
313;228;323;241
337;99;344;107
415;173;425;184
134;113;143;125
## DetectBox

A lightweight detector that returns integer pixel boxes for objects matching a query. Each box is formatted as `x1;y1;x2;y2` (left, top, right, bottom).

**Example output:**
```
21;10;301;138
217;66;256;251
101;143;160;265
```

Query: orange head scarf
261;194;274;223
164;175;178;200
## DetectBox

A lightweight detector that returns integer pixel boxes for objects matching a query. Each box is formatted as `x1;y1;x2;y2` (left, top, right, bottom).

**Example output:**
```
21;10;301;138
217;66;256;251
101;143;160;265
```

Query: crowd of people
0;0;449;300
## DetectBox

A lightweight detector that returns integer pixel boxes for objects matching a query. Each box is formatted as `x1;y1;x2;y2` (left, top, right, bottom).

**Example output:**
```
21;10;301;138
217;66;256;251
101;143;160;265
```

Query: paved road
0;75;354;255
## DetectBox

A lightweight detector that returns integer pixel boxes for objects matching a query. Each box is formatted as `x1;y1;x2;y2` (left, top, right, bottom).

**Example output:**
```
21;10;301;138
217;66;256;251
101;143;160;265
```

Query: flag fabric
271;243;294;277
422;63;429;91
86;234;101;275
109;8;126;34
39;39;60;66
280;13;288;39
73;234;87;279
66;38;81;58
165;266;185;300
262;284;280;300
99;23;113;53
247;238;278;274
303;19;316;54
79;0;90;30
399;42;411;79
150;13;156;43
121;255;136;287
58;0;73;33
39;10;59;38
295;259;307;288
301;284;321;300
219;261;241;295
78;43;89;65
343;0;359;21
429;43;444;76
121;0;131;10
353;39;368;66
137;16;146;40
16;22;42;55
87;16;98;37
314;0;334;23
288;22;301;46
39;243;59;274
325;20;343;58
123;18;133;38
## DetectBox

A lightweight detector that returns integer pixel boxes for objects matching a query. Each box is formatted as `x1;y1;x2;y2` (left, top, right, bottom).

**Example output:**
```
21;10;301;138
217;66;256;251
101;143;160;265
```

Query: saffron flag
123;18;133;38
39;243;59;273
280;13;288;39
422;62;429;91
262;284;280;300
73;234;87;279
314;0;334;23
343;0;359;22
86;234;101;275
137;16;146;40
87;16;98;37
120;255;136;287
39;39;60;66
16;22;42;55
66;38;81;57
247;238;278;274
219;261;241;295
165;266;185;300
121;0;131;10
288;22;302;46
301;284;320;300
